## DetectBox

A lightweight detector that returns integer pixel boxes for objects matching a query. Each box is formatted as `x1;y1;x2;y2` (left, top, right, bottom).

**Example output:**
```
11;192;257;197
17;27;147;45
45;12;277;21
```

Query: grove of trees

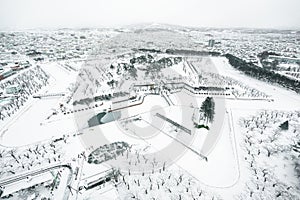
225;54;300;93
200;97;215;124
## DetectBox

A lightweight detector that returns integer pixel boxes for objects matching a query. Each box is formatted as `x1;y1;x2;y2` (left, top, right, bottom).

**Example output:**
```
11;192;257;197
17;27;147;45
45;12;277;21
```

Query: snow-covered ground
0;62;78;146
1;55;300;200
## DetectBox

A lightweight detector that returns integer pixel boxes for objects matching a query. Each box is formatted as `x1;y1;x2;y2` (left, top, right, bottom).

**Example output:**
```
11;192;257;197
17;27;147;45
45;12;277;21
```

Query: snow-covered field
0;62;78;146
1;54;300;200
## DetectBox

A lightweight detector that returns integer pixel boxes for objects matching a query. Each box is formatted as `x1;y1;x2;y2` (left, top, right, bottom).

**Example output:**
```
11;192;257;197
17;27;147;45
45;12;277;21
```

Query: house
5;84;21;94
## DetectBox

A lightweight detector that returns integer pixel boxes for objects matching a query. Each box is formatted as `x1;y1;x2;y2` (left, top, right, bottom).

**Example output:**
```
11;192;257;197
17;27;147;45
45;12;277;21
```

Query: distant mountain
122;23;191;33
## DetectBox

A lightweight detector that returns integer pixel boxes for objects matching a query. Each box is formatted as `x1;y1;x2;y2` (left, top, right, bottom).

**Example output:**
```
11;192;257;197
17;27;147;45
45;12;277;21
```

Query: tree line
225;54;300;94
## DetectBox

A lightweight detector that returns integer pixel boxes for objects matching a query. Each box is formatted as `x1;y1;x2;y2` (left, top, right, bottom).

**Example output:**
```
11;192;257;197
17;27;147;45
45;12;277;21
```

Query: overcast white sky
0;0;300;30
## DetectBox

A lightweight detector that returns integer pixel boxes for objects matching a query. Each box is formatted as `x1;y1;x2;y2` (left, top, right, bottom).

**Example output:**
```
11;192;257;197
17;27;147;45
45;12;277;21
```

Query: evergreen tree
201;97;215;124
